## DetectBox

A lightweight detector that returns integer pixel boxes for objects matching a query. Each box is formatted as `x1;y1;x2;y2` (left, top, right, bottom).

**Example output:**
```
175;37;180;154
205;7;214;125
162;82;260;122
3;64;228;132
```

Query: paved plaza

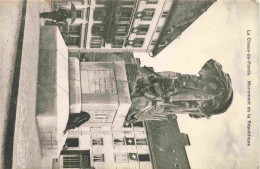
1;0;51;168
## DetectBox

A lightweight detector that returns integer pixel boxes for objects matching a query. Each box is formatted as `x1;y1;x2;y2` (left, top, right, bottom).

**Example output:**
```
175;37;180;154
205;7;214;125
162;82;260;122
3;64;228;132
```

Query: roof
152;0;216;56
145;115;191;169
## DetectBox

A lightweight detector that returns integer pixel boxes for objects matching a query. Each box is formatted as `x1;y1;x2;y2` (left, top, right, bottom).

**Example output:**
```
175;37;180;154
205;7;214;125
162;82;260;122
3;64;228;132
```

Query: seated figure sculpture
126;59;233;122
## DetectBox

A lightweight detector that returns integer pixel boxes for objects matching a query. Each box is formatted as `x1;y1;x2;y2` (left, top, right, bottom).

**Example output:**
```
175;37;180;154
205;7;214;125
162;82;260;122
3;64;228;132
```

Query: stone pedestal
36;26;69;166
80;61;131;127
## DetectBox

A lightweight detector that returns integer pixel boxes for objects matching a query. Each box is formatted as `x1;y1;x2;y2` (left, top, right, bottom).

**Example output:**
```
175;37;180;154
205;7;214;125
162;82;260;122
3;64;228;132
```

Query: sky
134;1;259;168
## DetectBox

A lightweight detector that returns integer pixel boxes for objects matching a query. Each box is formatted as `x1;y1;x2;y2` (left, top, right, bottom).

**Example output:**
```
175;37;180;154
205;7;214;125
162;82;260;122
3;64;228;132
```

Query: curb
3;0;28;168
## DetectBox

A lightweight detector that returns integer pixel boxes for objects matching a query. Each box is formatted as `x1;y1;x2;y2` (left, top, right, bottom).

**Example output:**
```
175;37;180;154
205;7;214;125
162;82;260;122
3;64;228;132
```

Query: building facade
54;0;174;55
53;0;215;56
54;115;190;169
55;121;153;169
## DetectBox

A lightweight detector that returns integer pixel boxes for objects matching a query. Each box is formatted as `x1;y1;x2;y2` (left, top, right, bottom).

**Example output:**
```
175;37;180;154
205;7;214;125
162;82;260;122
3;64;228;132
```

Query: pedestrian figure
40;9;71;23
39;2;77;24
63;111;91;134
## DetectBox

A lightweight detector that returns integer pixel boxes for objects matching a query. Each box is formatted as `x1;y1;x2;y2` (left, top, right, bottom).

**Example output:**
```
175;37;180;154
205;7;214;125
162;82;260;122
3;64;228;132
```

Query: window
93;154;105;162
93;8;107;21
117;8;133;21
133;121;144;127
129;153;138;160
126;38;144;47
138;154;150;161
162;11;168;18
120;1;135;5
137;25;149;35
92;138;103;145
136;138;147;145
76;10;82;18
65;138;79;147
90;37;102;48
63;155;81;168
112;38;124;48
114;153;128;162
125;138;135;145
142;8;155;21
151;40;157;45
146;0;158;4
133;38;144;48
66;37;80;46
120;8;133;17
113;138;125;145
116;24;129;35
92;24;105;36
68;25;81;35
63;151;91;168
123;121;132;128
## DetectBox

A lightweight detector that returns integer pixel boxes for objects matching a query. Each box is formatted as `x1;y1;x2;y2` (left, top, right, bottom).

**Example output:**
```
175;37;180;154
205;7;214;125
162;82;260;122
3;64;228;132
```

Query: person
40;9;71;22
63;111;90;134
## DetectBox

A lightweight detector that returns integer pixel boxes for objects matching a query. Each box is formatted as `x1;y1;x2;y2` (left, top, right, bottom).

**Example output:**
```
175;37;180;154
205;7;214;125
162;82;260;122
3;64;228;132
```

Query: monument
126;59;233;122
35;26;232;168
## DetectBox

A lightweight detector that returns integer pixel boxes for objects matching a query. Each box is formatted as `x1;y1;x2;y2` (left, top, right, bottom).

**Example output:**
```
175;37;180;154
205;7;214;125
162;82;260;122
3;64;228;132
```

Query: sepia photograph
0;0;259;168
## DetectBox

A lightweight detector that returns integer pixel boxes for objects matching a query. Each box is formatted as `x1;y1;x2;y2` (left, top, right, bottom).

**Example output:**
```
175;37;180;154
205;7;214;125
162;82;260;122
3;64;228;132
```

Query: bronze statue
126;59;233;122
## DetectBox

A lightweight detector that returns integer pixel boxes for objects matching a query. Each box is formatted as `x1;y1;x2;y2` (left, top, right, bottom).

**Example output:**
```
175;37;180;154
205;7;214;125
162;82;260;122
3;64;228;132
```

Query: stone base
36;26;69;161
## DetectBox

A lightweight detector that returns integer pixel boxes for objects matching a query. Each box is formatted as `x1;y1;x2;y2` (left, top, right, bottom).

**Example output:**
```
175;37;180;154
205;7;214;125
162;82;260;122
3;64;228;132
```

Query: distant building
53;0;216;56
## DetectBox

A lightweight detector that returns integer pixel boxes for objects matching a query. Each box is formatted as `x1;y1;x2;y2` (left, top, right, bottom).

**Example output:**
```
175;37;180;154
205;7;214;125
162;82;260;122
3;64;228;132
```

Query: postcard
0;0;258;169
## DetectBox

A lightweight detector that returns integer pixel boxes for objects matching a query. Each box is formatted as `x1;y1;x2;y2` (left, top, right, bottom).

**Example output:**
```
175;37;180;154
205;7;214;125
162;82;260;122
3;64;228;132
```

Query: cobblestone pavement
9;0;51;168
